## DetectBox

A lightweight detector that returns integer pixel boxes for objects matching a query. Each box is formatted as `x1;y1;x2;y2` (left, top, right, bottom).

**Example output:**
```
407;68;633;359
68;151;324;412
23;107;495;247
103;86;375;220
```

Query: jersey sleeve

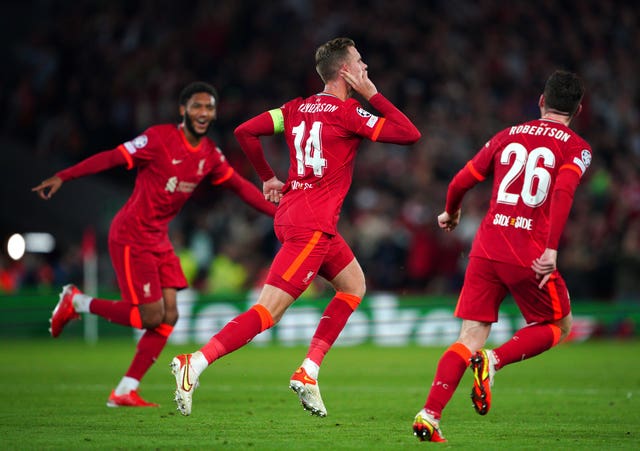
208;146;236;186
343;94;420;144
56;126;165;180
56;148;128;181
220;171;277;217
469;132;505;177
118;127;160;168
444;133;502;214
234;111;279;181
547;143;592;249
560;144;592;179
445;162;485;214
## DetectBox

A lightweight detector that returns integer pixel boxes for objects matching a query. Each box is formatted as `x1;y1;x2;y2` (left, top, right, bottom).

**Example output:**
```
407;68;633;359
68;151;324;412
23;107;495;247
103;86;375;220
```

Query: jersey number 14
292;121;327;177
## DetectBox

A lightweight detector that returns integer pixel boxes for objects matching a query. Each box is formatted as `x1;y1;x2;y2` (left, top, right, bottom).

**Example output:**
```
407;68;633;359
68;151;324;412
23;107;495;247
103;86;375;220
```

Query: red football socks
200;304;274;364
306;292;361;366
492;323;561;369
89;298;142;328
424;342;472;419
125;324;173;380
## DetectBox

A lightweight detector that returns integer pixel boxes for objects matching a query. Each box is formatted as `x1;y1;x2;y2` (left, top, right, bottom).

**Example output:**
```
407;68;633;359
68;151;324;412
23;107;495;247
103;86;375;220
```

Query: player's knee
341;279;366;299
163;309;179;327
358;280;366;299
141;315;163;329
555;315;572;341
140;307;164;329
558;322;572;341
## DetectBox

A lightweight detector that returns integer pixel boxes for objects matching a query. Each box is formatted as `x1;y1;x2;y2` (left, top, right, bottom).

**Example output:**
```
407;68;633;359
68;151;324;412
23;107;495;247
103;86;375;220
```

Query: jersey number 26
497;142;555;208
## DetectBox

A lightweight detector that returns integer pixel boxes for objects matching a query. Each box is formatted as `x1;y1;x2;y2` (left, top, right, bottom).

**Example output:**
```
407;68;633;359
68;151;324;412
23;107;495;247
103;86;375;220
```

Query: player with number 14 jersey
169;38;421;418
269;93;417;234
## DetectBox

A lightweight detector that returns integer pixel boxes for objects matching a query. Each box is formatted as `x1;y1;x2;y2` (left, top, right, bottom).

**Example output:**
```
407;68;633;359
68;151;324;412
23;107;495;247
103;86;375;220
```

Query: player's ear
574;103;583;117
538;94;545;108
179;105;186;117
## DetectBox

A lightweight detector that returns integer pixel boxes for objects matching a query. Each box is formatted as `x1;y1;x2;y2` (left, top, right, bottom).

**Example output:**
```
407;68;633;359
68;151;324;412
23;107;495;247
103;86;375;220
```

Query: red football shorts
455;256;571;324
108;241;187;305
266;226;355;298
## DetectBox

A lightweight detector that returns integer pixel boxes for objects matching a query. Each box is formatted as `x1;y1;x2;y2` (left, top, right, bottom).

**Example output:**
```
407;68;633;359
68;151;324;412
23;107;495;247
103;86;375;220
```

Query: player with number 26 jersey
413;71;592;443
451;118;592;268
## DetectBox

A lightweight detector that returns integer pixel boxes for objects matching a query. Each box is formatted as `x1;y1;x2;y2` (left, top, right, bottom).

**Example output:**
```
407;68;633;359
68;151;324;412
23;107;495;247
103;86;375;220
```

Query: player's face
343;46;367;94
346;47;367;72
181;92;217;138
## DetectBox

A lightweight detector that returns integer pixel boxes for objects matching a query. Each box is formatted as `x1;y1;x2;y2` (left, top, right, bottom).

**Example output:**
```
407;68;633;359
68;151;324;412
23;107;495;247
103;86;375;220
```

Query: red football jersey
109;124;234;251
465;118;592;267
275;93;386;234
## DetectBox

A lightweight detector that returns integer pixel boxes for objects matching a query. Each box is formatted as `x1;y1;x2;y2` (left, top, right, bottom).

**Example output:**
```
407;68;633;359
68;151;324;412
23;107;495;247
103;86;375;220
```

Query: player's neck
179;124;203;147
323;80;349;101
540;111;571;127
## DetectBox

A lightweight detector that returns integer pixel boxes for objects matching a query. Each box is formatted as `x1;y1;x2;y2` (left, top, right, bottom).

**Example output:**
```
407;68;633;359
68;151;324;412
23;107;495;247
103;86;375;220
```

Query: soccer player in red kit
32;82;276;407
412;70;592;442
170;37;421;417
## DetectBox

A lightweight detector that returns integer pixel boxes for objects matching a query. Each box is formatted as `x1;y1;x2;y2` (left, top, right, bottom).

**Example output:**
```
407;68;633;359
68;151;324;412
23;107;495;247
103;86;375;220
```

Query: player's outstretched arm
33;148;128;200
222;171;278;217
32;175;63;200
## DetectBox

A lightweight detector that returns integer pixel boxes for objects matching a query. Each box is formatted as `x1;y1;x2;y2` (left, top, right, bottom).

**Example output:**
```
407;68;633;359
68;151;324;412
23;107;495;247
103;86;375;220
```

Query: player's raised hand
531;248;558;289
263;176;284;204
340;67;378;100
437;210;461;232
32;176;63;200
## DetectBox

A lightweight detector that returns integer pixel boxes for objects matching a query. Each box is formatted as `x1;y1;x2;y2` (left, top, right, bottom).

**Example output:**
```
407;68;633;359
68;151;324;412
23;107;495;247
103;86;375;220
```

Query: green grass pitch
1;339;638;449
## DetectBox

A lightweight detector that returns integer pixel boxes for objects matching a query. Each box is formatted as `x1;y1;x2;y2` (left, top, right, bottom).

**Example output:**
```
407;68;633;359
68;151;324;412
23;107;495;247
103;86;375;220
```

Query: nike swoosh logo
295;368;316;385
181;357;193;391
172;159;183;165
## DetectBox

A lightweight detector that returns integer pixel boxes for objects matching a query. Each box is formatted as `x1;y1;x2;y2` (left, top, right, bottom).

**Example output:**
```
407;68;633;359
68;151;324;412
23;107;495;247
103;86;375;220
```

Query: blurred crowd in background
1;0;639;302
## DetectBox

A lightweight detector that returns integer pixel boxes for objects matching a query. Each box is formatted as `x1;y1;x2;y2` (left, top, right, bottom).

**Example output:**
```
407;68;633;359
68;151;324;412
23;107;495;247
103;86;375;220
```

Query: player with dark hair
412;70;591;442
170;37;421;417
33;81;276;407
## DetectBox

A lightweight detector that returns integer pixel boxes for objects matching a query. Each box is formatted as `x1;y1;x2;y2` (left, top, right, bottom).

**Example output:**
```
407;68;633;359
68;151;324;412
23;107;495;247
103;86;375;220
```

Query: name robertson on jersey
298;103;339;113
509;124;571;142
493;213;533;231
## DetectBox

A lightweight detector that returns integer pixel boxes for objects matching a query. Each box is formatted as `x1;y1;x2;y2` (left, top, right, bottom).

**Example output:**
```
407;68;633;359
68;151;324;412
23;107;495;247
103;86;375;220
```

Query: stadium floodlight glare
24;232;56;253
6;232;56;260
7;233;26;260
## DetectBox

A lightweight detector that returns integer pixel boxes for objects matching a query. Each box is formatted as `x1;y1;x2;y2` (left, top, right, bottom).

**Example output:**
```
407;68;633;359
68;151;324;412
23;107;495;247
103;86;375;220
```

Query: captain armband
268;109;285;134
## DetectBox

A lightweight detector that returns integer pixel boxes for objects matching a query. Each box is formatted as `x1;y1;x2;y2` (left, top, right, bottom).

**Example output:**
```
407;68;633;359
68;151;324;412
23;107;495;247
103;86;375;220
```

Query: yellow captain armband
268;108;284;134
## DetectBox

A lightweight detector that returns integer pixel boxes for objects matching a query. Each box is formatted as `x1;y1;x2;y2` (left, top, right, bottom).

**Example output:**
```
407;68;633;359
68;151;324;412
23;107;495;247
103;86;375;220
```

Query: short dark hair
543;70;584;116
179;81;218;106
315;37;355;83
